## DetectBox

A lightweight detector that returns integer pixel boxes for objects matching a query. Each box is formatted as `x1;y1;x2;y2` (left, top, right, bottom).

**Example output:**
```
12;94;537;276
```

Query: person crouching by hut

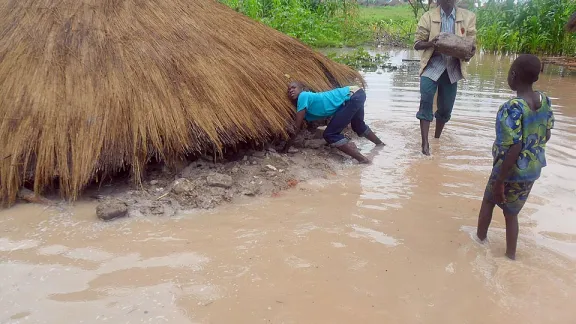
281;82;384;164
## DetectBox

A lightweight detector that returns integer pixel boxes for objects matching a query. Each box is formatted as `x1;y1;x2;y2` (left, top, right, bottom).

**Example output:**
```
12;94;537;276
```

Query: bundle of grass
0;0;364;206
567;12;576;33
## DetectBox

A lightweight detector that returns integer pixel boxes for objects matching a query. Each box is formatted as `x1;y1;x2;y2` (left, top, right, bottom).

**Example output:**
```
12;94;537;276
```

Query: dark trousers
416;71;458;123
323;89;371;147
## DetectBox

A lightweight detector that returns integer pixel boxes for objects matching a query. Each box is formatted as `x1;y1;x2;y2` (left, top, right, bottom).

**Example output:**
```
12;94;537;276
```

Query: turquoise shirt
296;87;350;121
491;93;554;182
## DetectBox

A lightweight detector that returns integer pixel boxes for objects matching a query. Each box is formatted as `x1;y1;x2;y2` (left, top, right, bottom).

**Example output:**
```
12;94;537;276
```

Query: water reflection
360;48;576;258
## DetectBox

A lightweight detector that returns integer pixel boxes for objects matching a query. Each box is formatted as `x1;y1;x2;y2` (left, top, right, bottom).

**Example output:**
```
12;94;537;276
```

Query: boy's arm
414;13;435;50
466;13;477;43
546;105;554;142
464;13;477;61
495;144;522;184
281;109;306;153
493;143;522;204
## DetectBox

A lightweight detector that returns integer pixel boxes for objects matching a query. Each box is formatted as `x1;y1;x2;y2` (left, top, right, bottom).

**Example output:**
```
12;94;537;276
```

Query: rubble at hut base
85;128;359;221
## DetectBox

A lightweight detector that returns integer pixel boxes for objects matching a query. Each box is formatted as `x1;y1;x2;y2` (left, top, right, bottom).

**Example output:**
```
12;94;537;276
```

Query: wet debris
206;173;233;189
96;200;129;221
93;128;350;221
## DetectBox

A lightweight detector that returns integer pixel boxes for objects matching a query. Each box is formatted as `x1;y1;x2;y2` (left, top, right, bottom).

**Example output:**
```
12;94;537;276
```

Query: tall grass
222;0;576;55
358;5;418;47
220;0;372;47
476;0;576;55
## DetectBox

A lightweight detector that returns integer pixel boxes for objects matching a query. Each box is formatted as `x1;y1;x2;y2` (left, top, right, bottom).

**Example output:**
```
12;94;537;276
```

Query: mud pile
95;128;356;220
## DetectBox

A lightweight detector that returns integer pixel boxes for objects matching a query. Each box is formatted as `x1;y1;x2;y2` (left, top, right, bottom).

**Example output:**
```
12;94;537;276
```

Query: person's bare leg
477;198;496;241
337;142;370;164
365;131;385;146
420;120;431;155
434;120;446;139
504;212;519;260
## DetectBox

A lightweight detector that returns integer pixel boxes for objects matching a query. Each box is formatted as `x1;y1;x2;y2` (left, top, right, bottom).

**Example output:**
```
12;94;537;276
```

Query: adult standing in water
414;0;477;155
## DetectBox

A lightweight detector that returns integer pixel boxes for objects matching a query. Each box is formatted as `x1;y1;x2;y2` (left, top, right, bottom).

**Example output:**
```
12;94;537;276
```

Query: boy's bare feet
422;142;430;156
358;157;371;164
339;142;370;164
365;131;385;146
420;120;431;155
504;213;519;261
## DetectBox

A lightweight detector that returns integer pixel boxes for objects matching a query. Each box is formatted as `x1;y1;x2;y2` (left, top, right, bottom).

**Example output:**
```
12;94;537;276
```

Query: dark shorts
483;180;535;216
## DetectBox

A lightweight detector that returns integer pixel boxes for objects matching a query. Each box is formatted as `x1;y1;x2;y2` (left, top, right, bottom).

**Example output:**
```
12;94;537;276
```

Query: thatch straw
0;0;363;206
567;12;576;33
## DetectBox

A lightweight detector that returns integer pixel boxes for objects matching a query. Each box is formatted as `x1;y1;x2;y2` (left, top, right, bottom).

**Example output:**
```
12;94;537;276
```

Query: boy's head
437;0;455;9
287;81;305;101
508;54;541;91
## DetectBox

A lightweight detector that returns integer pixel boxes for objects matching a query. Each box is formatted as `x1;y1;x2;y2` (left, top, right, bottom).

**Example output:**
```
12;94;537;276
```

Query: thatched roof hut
0;0;363;206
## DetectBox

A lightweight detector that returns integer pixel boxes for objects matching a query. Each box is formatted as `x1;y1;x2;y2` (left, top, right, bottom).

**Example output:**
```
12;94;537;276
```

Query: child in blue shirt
476;54;554;260
282;82;384;163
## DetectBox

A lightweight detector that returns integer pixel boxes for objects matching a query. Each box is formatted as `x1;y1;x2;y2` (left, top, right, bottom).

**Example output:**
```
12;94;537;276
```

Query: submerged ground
1;50;575;323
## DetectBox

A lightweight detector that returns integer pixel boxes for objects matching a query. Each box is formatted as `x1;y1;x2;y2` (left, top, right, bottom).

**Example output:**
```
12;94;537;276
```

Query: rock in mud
293;135;306;148
287;147;300;154
96;200;128;221
435;32;476;60
304;139;326;149
138;199;179;217
241;183;260;196
172;178;195;194
206;173;233;188
180;163;197;178
313;127;326;139
17;188;51;205
252;151;266;158
195;187;232;209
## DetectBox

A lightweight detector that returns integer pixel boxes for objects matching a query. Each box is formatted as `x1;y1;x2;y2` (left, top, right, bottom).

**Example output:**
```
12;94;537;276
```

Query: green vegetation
327;48;390;70
219;0;372;47
476;0;576;55
359;5;418;47
220;0;576;57
358;5;416;21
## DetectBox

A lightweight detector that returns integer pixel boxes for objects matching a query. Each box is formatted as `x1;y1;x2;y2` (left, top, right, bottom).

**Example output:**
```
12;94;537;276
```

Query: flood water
1;51;575;323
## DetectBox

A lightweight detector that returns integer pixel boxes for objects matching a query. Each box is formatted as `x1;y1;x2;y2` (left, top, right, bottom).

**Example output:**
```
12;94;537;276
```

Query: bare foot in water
358;157;371;164
338;142;371;164
350;143;371;164
422;142;430;156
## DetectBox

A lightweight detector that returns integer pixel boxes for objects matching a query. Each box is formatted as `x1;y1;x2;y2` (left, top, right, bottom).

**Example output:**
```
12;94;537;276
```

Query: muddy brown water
1;51;575;323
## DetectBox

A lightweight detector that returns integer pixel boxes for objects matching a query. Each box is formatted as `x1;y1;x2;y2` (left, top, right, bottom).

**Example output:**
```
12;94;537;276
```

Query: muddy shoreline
15;127;368;220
